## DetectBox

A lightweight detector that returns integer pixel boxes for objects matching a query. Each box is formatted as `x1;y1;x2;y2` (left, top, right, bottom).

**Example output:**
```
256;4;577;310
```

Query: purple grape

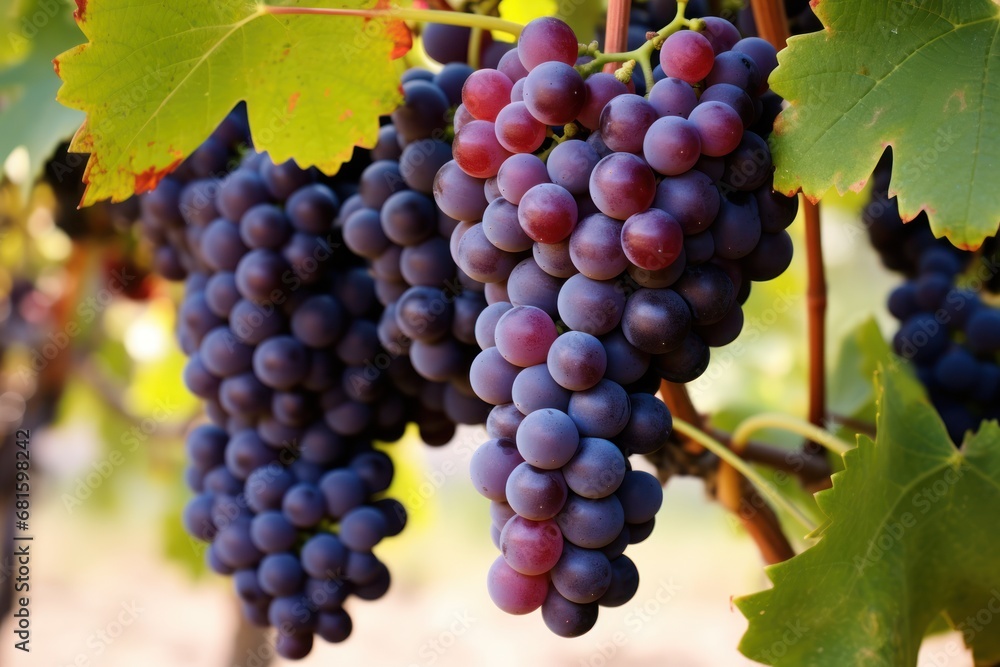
487;556;549;614
622;288;692;354
522;61;586;126
653;170;721;234
556;493;625;549
511;363;571;414
562;437;627;498
688;101;743;157
648;77;698;118
506;462;569;520
589;153;656;220
470;437;524;501
515;407;580;469
642;116;702;176
659;30;714;84
495;305;558;367
550;543;613;603
547;331;608;391
517;17;580;70
542;587;599;637
497;153;550;205
568;213;628;281
557;274;626;336
579;73;629;130
500;515;564;575
600;94;658;154
566;379;631;439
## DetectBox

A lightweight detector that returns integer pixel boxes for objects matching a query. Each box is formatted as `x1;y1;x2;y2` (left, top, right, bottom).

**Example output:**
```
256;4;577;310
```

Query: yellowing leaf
56;0;411;206
770;0;1000;249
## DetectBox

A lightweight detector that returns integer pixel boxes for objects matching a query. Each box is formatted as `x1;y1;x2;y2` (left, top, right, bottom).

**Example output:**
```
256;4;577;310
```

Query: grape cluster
889;260;1000;443
148;147;460;659
865;157;1000;443
436;17;797;635
343;68;491;428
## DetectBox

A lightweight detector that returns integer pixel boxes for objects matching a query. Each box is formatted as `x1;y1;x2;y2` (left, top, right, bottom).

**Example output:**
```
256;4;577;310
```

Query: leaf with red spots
55;0;412;205
770;0;1000;248
0;0;85;179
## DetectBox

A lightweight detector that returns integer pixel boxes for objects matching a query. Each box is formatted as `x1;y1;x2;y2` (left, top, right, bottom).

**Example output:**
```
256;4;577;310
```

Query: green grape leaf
827;318;891;424
770;0;1000;249
0;0;85;180
737;361;1000;666
55;0;411;206
0;0;31;66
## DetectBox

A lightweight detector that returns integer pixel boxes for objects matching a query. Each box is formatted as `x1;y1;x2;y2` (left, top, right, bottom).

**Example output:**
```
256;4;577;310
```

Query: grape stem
263;4;524;38
535;124;579;162
731;413;854;457
467;0;502;70
672;418;819;534
577;1;700;91
468;27;484;69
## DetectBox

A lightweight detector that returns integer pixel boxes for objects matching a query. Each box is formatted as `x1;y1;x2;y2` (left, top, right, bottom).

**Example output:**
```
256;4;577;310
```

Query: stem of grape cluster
263;4;524;38
731;413;854;457
672;418;818;533
466;0;503;70
578;1;697;91
468;28;484;69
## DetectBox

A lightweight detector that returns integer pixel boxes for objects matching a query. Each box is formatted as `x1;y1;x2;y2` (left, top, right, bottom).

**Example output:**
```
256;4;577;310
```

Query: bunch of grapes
343;67;491;428
865;157;1000;443
435;16;797;635
142;144;464;658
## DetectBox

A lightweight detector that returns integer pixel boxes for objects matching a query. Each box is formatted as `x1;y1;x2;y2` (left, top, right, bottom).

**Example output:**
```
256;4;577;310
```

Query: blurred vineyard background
0;0;979;665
